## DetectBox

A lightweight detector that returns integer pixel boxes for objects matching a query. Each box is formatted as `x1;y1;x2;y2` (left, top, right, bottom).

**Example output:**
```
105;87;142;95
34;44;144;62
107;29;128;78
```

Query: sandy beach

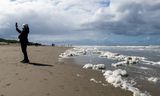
0;45;132;96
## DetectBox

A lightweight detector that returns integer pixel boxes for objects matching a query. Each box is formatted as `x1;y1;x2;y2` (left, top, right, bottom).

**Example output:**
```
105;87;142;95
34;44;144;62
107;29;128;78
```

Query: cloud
83;0;160;36
0;0;159;44
0;0;76;34
0;0;104;41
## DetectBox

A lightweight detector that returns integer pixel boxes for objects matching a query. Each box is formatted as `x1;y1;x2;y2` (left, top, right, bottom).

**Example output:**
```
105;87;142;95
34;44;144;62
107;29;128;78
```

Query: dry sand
0;45;132;96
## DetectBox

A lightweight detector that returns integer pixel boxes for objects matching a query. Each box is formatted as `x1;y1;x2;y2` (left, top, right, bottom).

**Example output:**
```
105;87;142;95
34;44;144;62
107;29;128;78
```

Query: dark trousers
20;42;29;61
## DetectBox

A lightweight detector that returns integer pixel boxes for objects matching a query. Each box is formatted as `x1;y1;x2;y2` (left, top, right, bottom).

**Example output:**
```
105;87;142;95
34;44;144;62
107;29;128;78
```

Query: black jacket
16;27;29;43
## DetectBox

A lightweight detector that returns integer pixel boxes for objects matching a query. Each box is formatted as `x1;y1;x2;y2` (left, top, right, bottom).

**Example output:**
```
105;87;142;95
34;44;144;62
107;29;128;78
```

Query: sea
59;46;160;96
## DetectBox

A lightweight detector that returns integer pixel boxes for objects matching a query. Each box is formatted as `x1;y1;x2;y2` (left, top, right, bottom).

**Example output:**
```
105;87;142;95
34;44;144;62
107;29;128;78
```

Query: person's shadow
29;62;53;67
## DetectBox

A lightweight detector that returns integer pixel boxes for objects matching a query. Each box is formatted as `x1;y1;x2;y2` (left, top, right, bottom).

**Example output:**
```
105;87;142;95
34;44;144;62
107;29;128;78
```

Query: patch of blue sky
99;0;110;7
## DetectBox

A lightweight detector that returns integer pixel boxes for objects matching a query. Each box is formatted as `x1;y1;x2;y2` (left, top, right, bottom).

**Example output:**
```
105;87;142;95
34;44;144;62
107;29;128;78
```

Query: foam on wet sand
83;64;105;70
147;77;159;83
60;46;160;96
83;63;151;96
103;69;151;96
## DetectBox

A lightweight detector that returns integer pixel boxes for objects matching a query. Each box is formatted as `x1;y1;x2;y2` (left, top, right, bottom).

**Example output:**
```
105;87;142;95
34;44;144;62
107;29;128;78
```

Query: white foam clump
151;61;160;65
90;78;102;83
112;56;145;67
59;48;86;58
100;51;121;60
103;69;151;96
99;51;145;67
83;64;105;70
139;66;149;70
59;47;101;58
85;47;102;54
103;69;128;87
147;77;159;83
90;78;108;86
83;64;93;69
157;61;160;65
142;60;160;66
100;50;160;67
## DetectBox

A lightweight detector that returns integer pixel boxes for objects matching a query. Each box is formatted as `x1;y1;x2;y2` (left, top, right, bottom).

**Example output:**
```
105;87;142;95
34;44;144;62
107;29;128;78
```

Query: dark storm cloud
83;0;160;36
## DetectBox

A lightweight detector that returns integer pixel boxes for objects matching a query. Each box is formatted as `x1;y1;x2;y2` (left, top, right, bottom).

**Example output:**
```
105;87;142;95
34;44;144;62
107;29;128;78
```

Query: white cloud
0;0;159;43
85;0;160;36
0;0;97;32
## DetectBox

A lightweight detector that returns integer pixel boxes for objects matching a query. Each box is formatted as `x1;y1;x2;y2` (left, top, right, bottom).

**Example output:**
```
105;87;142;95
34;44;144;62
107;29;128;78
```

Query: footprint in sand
75;89;80;92
0;94;4;96
46;93;50;96
44;78;48;81
3;83;11;88
15;73;19;75
6;83;11;86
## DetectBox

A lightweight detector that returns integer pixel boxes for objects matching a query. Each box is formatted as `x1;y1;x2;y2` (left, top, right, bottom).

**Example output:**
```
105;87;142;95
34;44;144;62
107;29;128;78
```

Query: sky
0;0;160;45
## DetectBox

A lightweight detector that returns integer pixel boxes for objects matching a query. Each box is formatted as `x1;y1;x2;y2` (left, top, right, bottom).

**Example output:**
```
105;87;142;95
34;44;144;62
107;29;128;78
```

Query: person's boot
21;59;30;63
20;60;25;62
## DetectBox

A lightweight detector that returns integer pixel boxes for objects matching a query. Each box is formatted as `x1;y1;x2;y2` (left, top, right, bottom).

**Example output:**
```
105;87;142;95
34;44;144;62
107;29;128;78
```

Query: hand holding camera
15;22;18;28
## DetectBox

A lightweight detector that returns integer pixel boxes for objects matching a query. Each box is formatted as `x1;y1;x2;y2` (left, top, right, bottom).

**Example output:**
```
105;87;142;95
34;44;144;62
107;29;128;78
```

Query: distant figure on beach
15;22;30;63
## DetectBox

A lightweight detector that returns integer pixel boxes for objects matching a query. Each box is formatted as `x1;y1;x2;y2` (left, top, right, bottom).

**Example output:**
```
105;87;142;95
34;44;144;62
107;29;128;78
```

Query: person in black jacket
15;22;30;63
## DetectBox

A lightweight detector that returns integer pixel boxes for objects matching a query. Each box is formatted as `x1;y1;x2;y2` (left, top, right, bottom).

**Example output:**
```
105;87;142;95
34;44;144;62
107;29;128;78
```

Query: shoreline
0;45;132;96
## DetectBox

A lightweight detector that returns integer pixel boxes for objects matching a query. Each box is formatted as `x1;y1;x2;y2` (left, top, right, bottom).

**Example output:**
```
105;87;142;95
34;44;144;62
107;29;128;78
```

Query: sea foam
103;69;151;96
60;47;158;67
83;64;105;70
147;77;159;83
59;47;157;96
83;64;151;96
99;51;145;67
59;47;101;58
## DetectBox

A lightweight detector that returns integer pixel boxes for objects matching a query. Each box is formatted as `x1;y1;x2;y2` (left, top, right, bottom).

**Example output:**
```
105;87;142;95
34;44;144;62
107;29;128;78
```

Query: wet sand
0;45;132;96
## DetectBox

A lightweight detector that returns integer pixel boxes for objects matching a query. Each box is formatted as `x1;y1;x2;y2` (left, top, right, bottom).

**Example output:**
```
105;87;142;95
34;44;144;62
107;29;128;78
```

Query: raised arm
15;22;21;33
